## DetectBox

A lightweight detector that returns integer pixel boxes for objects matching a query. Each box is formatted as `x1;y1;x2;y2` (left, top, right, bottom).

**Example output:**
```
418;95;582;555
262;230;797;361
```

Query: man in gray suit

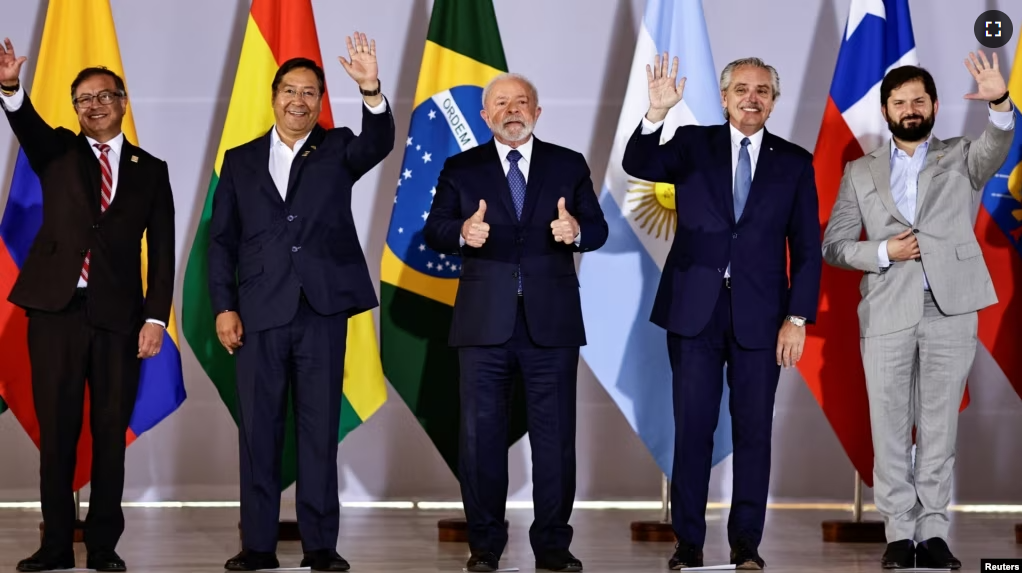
822;51;1014;570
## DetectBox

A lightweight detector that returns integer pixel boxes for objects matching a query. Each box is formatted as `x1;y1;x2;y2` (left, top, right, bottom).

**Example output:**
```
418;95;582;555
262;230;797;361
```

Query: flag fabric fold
576;0;733;478
0;0;185;491
380;0;529;476
976;39;1022;402
180;0;386;490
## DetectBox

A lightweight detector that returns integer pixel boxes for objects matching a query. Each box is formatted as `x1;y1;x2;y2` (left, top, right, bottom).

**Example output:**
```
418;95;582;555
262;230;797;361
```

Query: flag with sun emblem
577;0;733;478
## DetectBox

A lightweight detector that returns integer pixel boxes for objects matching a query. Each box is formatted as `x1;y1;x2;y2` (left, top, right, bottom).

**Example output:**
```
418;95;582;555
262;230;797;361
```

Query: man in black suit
0;39;175;573
207;33;393;572
424;73;608;573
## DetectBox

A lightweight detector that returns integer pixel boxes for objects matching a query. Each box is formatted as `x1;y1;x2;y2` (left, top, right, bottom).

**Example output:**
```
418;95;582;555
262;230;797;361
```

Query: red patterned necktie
80;143;112;284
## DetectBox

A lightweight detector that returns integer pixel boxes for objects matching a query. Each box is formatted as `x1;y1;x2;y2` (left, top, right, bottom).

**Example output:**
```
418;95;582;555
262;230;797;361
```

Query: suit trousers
458;296;579;558
862;290;976;543
667;281;781;549
28;288;141;555
235;293;348;554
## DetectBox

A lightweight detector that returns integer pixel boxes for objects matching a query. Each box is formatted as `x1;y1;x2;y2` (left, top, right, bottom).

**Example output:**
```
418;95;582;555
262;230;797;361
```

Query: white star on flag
422;152;431;163
403;169;412;179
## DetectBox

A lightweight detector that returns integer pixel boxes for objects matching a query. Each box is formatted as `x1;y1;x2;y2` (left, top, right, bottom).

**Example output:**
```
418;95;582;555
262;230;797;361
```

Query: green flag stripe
426;0;508;72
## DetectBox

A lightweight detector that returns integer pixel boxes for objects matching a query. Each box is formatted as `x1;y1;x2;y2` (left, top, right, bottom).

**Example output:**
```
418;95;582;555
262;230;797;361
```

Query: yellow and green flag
380;0;527;475
180;0;386;488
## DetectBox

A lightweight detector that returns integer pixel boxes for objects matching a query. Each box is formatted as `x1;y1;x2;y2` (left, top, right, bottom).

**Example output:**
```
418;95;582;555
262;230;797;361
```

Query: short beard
887;112;934;142
491;118;533;142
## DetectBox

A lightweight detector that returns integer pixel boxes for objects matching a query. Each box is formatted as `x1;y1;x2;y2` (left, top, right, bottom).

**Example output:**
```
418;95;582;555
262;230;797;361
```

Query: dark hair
880;65;937;107
272;57;325;96
70;67;126;99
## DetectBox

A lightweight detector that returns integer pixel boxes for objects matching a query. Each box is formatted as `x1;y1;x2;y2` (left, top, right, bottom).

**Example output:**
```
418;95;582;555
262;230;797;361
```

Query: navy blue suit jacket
423;137;608;348
208;101;395;333
623;122;822;349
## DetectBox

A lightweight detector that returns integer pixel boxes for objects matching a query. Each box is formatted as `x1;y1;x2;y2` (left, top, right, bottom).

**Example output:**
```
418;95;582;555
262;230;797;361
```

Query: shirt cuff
640;116;664;135
989;101;1015;130
459;235;465;247
0;84;25;112
574;229;581;246
145;318;166;328
878;240;891;268
364;97;387;114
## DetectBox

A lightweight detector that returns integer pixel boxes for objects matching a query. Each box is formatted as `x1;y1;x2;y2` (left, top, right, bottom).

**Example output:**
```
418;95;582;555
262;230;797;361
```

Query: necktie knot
507;149;522;164
94;143;111;154
740;137;750;148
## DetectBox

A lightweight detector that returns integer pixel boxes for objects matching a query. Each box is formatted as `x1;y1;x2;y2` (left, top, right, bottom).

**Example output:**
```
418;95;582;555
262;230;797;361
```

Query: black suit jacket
3;95;176;334
423;137;608;348
623;122;822;349
208;101;395;333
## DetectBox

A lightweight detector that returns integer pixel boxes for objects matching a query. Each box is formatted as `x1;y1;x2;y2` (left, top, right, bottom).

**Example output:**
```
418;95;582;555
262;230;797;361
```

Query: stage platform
0;505;1019;571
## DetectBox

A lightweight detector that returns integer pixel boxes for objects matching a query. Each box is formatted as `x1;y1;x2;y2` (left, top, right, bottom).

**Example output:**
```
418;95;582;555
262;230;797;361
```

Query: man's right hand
215;311;244;355
886;229;920;262
0;38;26;87
645;51;686;124
461;199;489;248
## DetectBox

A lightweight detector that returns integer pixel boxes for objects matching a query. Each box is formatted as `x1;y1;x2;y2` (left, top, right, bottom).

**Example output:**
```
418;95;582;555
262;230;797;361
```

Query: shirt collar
86;132;125;156
494;135;534;164
890;134;932;159
271;125;310;150
728;123;764;151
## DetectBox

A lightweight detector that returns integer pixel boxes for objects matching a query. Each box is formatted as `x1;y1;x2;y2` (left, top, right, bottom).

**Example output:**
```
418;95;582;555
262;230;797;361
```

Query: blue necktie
733;137;751;221
507;149;525;293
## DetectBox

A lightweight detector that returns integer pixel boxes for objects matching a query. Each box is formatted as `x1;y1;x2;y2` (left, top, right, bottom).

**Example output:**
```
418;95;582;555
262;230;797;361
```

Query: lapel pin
310;145;316;150
130;155;138;163
301;150;310;157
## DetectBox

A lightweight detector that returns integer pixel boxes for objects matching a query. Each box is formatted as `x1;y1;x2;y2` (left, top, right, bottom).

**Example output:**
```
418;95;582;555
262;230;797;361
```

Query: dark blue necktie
507;149;525;293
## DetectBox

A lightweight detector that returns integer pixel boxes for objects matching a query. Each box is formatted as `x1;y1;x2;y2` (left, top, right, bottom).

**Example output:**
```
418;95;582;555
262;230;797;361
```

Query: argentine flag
578;0;732;479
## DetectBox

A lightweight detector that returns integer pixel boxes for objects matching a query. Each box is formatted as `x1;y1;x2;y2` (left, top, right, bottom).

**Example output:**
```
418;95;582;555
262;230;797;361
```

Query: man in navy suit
207;33;393;572
623;55;822;570
424;73;608;573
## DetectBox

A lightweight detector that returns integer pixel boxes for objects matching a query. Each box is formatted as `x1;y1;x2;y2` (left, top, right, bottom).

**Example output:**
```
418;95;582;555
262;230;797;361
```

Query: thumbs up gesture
461;199;490;248
550;197;579;245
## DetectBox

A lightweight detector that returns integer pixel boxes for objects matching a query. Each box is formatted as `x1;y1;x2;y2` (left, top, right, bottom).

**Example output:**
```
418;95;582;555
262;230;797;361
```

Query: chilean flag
797;0;969;488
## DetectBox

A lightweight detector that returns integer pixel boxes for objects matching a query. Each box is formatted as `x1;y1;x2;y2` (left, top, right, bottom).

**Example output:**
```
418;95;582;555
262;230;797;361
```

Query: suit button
92;224;99;229
512;271;519;278
732;232;738;238
912;228;919;234
287;215;295;222
292;246;300;252
80;249;87;256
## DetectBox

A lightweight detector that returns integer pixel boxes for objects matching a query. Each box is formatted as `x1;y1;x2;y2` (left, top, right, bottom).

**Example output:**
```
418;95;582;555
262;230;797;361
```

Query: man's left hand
550;197;579;245
775;320;805;368
138;322;164;359
339;31;380;96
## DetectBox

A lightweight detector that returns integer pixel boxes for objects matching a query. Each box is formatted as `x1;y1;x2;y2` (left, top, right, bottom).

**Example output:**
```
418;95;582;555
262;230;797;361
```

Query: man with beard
822;53;1014;570
623;55;822;570
423;73;608;573
207;33;393;572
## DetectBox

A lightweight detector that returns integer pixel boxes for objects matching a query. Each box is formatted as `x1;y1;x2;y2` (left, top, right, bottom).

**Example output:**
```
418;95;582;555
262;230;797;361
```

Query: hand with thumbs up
550;197;579;245
461;199;490;248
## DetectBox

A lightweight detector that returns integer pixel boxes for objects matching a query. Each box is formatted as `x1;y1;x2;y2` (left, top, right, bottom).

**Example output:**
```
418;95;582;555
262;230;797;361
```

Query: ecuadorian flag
0;0;185;491
380;0;528;475
181;0;387;489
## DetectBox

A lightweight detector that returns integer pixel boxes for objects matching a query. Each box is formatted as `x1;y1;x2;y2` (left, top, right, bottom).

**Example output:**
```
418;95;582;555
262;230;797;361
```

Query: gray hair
719;57;780;119
482;72;539;107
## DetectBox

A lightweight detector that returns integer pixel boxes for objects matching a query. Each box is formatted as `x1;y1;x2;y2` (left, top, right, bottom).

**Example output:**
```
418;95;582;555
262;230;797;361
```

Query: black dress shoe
466;551;500;572
730;541;765;570
668;541;704;569
86;550;127;572
536;549;583;571
16;548;75;572
224;549;280;571
300;549;350;572
915;537;961;570
881;539;915;569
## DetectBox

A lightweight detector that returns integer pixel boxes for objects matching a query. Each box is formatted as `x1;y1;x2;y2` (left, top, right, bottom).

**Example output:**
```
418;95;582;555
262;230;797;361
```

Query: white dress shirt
268;97;389;198
876;104;1016;291
641;116;764;277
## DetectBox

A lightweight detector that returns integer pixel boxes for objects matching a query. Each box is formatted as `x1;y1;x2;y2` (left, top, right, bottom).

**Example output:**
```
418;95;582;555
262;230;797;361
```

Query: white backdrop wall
0;0;1020;505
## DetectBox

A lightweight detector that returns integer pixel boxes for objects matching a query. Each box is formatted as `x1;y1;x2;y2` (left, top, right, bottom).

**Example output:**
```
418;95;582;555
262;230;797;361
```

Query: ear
533;105;542;121
480;108;489;123
932;99;939;116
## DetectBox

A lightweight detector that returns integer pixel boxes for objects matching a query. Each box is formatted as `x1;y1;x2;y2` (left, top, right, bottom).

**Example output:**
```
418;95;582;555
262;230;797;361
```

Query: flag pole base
1015;523;1021;544
437;517;509;542
236;520;302;542
39;521;86;543
630;521;675;542
821;520;886;543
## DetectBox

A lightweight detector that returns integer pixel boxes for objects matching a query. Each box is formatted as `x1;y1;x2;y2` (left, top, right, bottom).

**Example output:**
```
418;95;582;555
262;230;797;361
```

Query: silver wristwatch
786;315;806;327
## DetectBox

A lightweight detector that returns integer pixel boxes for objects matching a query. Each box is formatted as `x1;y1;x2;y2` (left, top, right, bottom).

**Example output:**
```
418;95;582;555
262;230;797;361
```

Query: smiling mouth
287;109;309;117
87;112;108;120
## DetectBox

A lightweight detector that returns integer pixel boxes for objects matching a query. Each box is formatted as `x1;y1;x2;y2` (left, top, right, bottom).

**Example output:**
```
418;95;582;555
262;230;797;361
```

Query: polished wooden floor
0;506;1019;571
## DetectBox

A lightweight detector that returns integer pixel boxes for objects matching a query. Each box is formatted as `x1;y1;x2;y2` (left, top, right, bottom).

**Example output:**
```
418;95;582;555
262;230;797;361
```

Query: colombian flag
0;0;185;491
180;0;387;489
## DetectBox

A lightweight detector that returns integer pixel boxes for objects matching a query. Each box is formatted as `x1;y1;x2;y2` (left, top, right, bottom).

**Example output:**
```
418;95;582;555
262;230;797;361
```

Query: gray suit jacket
821;119;1013;338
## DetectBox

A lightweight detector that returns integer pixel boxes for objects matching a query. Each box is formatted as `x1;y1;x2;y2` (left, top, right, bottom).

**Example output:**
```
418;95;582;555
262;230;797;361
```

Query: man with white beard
424;73;608;573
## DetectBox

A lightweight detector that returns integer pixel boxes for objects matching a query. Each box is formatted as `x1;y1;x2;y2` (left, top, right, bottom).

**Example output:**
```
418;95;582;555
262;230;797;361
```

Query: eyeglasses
72;90;124;108
278;88;320;101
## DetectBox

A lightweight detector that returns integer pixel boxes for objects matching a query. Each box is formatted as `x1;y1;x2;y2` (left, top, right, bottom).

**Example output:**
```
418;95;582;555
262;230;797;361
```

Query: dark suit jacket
423;137;608;348
623;122;822;349
208;101;394;333
3;95;175;335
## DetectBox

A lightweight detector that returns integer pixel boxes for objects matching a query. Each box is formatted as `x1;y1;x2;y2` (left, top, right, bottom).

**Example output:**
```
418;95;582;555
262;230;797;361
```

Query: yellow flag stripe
412;41;506;109
380;245;457;306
